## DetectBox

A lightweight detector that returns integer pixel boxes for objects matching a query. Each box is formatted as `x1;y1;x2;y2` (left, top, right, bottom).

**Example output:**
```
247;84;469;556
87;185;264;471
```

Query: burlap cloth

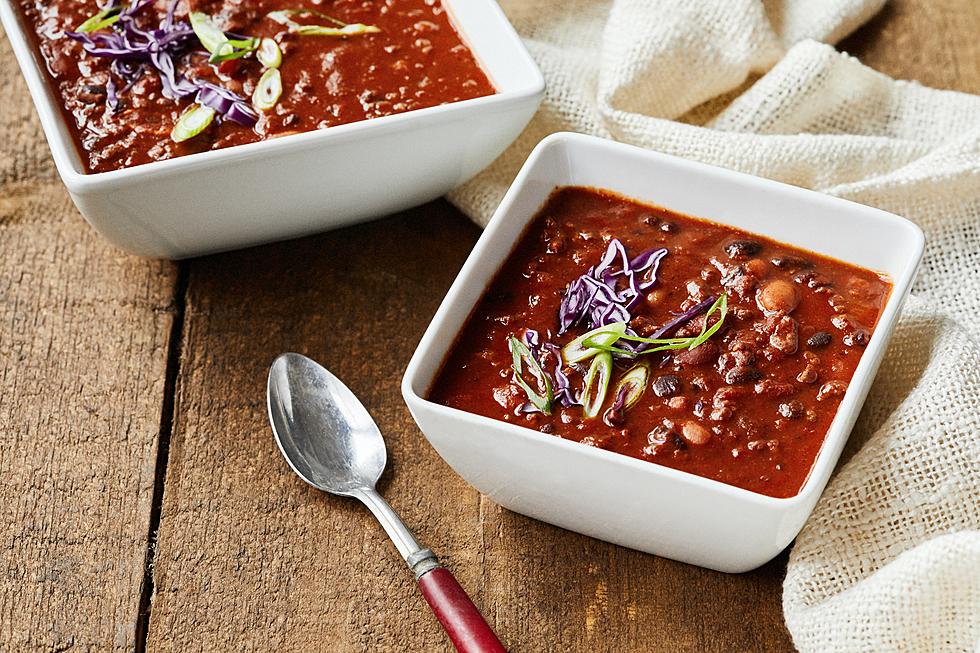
449;1;980;651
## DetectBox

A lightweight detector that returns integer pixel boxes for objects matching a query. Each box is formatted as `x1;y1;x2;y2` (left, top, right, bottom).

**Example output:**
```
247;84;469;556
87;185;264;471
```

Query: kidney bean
674;341;718;367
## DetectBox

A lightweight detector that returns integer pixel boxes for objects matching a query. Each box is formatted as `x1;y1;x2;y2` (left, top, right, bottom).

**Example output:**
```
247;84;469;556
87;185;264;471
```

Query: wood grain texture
145;209;486;651
0;28;180;652
840;0;980;95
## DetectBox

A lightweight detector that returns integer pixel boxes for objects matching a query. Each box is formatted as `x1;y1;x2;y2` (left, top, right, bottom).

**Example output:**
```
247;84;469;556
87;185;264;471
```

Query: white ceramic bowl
0;0;543;258
402;132;924;573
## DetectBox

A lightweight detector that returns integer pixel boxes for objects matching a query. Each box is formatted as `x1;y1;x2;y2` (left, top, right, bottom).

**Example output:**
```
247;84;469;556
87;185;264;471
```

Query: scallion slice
189;12;228;54
612;363;649;411
508;336;553;415
267;9;379;37
581;294;730;356
562;321;627;364
582;352;613;419
256;38;282;68
252;68;282;110
292;23;380;36
170;104;216;143
76;7;121;33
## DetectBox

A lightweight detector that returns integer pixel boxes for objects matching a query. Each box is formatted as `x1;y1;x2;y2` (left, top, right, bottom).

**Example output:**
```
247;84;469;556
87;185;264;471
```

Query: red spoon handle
417;567;506;653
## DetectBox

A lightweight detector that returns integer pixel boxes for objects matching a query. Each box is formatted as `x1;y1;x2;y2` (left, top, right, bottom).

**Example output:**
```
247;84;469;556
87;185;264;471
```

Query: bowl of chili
402;132;924;573
0;0;543;258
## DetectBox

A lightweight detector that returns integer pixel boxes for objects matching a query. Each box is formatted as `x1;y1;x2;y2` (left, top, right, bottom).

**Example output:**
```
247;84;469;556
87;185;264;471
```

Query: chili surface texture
430;187;892;498
17;0;494;172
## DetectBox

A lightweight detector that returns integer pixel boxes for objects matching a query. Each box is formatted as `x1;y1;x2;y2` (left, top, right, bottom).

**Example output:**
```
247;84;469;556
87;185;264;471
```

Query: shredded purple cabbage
558;239;667;335
66;0;257;127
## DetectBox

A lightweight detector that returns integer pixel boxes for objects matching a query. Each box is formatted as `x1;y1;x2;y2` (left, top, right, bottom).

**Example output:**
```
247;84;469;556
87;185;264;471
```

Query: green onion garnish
252;68;282;110
268;9;379;37
582;352;613;419
508;336;553;415
189;12;228;53
562;321;627;364
256;38;282;68
611;363;649;412
582;294;729;356
76;6;121;33
190;12;258;63
170;104;216;143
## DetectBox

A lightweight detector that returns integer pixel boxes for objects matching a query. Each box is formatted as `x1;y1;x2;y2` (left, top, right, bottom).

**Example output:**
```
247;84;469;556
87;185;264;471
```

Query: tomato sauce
430;187;892;498
16;0;495;172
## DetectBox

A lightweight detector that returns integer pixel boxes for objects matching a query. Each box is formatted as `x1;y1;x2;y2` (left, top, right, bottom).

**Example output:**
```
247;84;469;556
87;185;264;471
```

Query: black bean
725;367;763;385
725;240;762;260
771;255;812;269
652;374;682;397
807;331;832;348
660;221;678;233
82;84;107;95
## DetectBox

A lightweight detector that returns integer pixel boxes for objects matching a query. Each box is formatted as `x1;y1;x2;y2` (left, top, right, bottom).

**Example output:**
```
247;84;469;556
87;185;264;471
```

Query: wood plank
146;208;485;651
839;0;980;94
0;28;180;652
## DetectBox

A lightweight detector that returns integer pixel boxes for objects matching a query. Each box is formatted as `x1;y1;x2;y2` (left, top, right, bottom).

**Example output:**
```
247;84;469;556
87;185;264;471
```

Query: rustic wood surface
1;1;977;651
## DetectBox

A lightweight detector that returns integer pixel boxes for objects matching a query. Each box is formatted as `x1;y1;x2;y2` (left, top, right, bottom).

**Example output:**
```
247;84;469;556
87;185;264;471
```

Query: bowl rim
401;131;925;511
0;0;544;190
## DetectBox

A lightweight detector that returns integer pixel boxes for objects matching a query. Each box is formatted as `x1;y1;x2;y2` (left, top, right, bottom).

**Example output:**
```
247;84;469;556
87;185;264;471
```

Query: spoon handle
417;565;507;653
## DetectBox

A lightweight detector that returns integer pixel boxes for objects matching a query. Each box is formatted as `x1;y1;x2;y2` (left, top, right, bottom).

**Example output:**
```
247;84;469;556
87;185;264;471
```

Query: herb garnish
508;336;553;415
582;294;729;357
268;9;380;36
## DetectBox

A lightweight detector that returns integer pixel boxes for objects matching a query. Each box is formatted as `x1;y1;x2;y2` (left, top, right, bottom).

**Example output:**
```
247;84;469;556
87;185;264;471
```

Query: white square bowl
401;132;924;573
0;0;543;258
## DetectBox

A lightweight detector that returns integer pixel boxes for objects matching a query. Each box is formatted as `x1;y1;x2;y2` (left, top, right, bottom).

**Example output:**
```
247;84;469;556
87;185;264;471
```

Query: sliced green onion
191;11;258;62
170;104;216;143
190;11;228;54
252;68;282;110
292;23;380;36
582;294;730;356
562;321;627;364
612;363;649;412
267;9;379;36
256;38;282;68
268;8;346;27
508;336;552;415
76;7;120;32
582;352;613;419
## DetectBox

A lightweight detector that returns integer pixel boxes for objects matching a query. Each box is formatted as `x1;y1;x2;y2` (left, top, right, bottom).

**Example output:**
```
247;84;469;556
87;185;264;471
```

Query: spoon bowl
268;352;385;496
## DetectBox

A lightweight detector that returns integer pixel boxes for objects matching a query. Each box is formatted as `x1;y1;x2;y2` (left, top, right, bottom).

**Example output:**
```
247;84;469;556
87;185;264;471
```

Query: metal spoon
267;353;506;653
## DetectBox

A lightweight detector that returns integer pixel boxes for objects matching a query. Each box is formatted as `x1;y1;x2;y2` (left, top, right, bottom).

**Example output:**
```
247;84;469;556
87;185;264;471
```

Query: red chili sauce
17;0;495;172
430;187;892;498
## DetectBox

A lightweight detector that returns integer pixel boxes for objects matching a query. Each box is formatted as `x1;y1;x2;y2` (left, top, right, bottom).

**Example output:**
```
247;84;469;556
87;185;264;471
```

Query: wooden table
2;2;977;650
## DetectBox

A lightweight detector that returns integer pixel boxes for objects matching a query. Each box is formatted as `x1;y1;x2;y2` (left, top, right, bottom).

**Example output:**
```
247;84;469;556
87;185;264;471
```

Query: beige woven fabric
449;1;980;651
